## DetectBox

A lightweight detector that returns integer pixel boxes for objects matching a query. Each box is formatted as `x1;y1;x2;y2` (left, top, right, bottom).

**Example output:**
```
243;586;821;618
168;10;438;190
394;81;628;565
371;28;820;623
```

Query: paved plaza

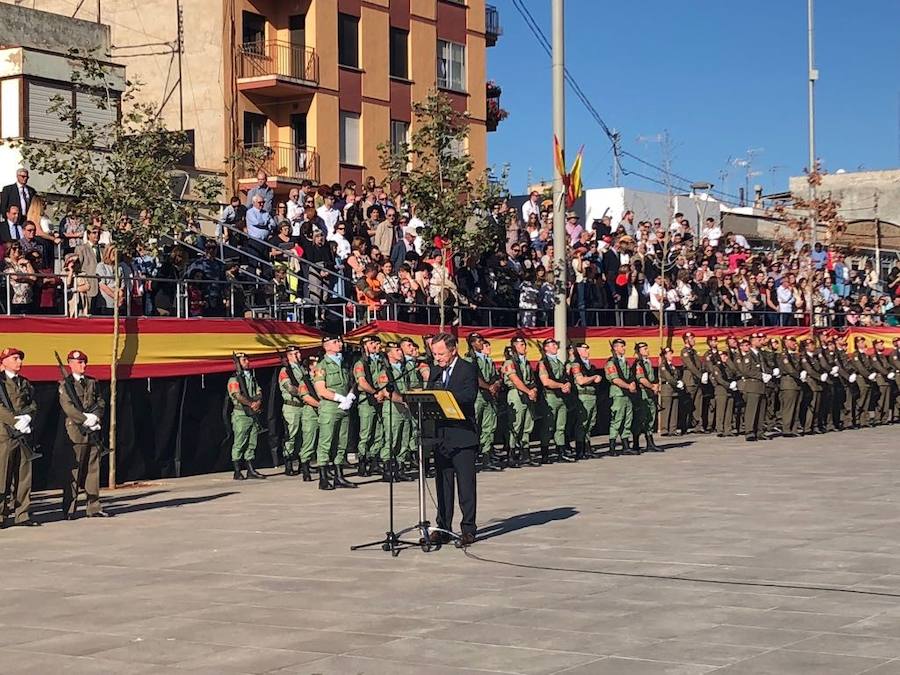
4;429;900;674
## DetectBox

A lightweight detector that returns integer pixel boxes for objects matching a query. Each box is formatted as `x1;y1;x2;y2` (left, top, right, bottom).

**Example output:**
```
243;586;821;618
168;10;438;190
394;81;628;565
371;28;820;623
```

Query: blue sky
486;0;899;202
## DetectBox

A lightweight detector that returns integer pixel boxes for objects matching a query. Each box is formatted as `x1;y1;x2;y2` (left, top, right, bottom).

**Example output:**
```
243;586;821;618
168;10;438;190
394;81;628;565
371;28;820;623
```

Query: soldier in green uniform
735;334;769;442
278;346;305;476
833;335;858;429
871;339;894;425
762;337;783;434
633;342;661;451
465;334;502;471
227;352;266;480
313;335;357;490
568;342;603;458
799;338;827;435
353;336;387;477
726;334;745;434
296;354;320;481
58;349;108;519
891;337;900;422
658;347;682;436
399;337;427;470
605;338;636;455
849;336;876;427
0;347;39;528
538;338;574;463
502;336;538;467
680;332;703;432
377;341;414;482
816;335;838;431
821;335;846;431
699;336;718;432
778;336;803;437
710;347;738;437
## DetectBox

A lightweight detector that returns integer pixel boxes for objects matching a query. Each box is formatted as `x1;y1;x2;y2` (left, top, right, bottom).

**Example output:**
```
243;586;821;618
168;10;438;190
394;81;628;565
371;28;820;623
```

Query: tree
380;89;508;329
13;50;222;487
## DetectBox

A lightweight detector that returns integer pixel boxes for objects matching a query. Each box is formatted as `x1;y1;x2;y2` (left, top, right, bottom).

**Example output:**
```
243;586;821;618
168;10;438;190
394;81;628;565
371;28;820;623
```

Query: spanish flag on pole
553;135;584;209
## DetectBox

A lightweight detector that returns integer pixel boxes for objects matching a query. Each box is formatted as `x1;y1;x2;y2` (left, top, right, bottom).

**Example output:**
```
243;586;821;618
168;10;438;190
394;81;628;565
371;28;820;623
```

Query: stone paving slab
3;427;900;673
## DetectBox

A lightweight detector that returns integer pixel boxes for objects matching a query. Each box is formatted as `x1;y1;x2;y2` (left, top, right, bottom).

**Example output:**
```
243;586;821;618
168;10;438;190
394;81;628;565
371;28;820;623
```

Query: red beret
67;350;88;363
0;347;24;361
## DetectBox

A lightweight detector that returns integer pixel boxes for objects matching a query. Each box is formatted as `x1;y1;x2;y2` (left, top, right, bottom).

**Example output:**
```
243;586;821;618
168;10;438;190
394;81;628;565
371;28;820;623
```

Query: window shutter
27;81;70;141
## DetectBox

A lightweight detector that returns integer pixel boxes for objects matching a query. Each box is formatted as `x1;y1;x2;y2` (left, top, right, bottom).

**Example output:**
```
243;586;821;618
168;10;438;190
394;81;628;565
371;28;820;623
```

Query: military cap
321;335;342;344
467;332;484;343
360;335;382;345
67;350;88;363
611;338;626;347
234;351;247;359
510;336;526;345
853;335;867;344
285;345;300;354
873;338;884;345
0;347;24;361
542;338;559;348
683;331;695;339
634;341;648;352
784;334;798;341
739;338;750;345
399;336;417;345
574;342;590;350
706;335;718;343
385;341;401;349
893;336;900;344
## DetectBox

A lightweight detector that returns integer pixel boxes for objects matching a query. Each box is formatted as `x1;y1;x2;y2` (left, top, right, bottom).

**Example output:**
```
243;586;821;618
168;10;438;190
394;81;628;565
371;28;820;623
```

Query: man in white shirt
316;193;341;237
286;188;303;225
776;278;795;326
521;191;541;222
700;217;722;248
648;276;665;313
669;212;685;234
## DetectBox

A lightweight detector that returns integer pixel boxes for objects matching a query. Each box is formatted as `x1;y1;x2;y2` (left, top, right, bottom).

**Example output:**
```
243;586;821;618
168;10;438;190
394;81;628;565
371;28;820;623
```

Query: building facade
2;0;501;199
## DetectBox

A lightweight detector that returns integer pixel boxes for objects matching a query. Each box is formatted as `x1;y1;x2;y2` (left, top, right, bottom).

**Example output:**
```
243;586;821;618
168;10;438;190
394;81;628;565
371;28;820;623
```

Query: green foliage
379;89;509;261
12;49;221;254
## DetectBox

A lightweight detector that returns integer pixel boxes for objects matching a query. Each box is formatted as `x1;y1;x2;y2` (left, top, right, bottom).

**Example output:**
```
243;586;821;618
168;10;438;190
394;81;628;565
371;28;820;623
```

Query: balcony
237;41;319;98
486;4;502;47
237;141;319;186
486;81;507;132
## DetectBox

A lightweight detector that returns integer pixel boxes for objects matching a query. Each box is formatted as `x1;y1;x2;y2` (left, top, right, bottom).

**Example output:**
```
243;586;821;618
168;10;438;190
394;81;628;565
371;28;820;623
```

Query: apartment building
3;0;503;199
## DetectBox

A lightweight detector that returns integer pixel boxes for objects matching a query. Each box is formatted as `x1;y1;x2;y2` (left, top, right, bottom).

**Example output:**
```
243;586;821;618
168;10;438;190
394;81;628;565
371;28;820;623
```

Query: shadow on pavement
476;506;578;542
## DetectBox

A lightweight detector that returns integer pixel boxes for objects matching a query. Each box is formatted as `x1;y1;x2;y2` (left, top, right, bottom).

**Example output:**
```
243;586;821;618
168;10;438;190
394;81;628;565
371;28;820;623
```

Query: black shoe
540;447;551;465
745;435;758;442
631;436;642;454
621;438;638;455
781;432;798;438
232;461;245;480
645;434;662;452
284;459;296;476
557;447;576;463
523;448;541;467
333;463;358;488
607;439;619;456
87;510;111;518
507;448;520;468
300;461;313;482
482;455;502;471
15;520;41;527
318;465;334;490
357;456;368;477
245;461;266;479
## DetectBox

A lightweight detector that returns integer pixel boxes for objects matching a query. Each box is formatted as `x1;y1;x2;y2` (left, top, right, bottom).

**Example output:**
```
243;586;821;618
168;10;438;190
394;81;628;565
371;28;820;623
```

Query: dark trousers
0;442;32;524
434;446;477;536
62;443;102;517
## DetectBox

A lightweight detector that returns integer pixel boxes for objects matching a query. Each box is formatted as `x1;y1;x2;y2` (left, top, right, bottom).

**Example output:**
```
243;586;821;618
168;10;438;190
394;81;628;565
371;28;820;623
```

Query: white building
582;187;722;235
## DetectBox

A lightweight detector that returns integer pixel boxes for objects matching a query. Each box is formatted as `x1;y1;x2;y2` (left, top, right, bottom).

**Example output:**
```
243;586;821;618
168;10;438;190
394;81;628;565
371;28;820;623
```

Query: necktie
442;367;451;388
20;186;27;213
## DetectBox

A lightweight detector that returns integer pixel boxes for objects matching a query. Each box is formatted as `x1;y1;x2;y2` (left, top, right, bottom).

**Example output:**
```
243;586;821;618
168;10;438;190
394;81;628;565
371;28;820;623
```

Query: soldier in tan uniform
58;350;109;519
0;347;40;528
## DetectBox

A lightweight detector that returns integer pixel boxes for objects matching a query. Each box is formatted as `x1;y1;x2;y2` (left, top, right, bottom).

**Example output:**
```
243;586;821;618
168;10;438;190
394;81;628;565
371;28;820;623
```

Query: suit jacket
390;239;415;272
427;356;479;453
74;242;102;298
0;218;22;243
0;183;36;225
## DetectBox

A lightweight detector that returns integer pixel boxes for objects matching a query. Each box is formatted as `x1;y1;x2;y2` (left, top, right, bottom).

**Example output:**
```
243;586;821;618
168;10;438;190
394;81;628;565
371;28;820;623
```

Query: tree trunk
108;249;120;489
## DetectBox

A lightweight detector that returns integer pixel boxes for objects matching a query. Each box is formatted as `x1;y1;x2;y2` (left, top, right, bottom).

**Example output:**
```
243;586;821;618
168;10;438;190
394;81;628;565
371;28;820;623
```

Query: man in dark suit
0;205;23;243
427;332;479;546
0;169;36;226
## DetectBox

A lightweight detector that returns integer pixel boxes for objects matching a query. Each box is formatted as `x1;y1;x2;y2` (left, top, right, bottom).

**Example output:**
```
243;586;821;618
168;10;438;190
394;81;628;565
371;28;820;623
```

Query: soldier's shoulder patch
570;362;582;374
352;361;364;374
313;367;325;379
227;380;240;392
605;363;617;374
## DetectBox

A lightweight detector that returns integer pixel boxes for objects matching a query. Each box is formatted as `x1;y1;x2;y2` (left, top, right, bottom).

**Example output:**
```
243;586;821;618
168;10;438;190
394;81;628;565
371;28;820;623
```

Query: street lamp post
552;0;567;348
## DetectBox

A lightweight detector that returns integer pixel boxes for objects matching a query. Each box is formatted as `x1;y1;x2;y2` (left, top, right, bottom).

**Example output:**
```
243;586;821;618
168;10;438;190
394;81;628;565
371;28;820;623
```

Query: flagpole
552;0;567;348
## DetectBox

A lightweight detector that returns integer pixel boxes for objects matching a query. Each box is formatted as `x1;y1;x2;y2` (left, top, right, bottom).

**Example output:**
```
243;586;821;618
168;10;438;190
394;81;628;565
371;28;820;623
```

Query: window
243;112;267;147
338;13;359;68
339;111;360;165
389;27;409;79
242;11;265;52
437;40;466;92
27;81;71;141
390;120;410;171
75;90;119;147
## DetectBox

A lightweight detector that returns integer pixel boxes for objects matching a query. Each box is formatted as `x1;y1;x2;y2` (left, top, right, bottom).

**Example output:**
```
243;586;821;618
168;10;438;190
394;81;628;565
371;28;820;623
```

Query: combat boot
300;461;313;482
523;447;541;467
645;433;662;452
621;437;638;455
318;465;334;490
507;448;520;468
357;456;368;477
284;459;295;476
246;461;266;479
334;463;357;488
540;446;551;465
558;445;576;462
232;461;245;480
607;439;619;456
482;453;503;471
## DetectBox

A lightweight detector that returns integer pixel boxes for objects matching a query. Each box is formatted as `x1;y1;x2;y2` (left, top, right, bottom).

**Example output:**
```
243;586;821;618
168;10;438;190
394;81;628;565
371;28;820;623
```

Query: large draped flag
553;135;584;209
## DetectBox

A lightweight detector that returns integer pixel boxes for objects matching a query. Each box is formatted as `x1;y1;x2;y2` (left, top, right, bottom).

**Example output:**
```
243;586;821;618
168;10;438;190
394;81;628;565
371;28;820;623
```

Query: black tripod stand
350;358;421;557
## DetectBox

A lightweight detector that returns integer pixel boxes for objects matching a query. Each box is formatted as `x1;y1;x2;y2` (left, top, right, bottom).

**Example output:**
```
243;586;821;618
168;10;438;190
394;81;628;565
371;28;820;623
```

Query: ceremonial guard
377;341;414;481
605;338;636;455
817;336;840;432
314;335;357;490
680;332;703;432
823;336;849;430
891;337;900;422
502;337;538;467
354;336;387;477
726;334;745;434
736;334;770;442
227;352;266;480
699;336;718;431
466;334;502;471
633;342;661;451
0;347;39;527
849;336;875;427
778;336;803;437
711;347;738;437
871;339;894;425
400;337;428;470
278;346;304;476
762;338;782;434
658;347;682;436
297;354;320;481
568;342;602;458
538;338;574;463
799;338;827;435
58;350;108;518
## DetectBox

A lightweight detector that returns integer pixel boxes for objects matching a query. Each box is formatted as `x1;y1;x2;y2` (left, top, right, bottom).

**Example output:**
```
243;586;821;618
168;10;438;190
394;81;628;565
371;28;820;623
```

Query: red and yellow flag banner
0;317;323;382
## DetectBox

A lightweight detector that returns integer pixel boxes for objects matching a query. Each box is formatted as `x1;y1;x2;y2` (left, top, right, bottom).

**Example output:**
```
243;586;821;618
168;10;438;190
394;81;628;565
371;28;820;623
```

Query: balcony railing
238;141;319;183
486;4;502;47
239;40;319;86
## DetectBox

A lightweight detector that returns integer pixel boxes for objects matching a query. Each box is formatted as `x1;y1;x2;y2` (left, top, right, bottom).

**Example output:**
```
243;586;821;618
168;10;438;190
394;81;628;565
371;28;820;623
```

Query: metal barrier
239;40;319;84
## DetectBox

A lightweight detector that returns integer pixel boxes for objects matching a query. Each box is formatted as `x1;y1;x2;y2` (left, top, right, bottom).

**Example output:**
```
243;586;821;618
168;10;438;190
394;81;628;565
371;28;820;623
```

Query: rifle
54;352;109;457
0;377;41;461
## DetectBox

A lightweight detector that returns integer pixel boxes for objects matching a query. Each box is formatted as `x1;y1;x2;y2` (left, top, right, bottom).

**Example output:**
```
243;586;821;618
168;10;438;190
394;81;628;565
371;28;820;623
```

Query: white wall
583;187;674;229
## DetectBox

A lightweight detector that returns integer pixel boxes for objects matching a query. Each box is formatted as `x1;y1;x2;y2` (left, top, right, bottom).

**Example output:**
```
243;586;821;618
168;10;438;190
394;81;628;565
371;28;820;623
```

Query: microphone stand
350;357;421;557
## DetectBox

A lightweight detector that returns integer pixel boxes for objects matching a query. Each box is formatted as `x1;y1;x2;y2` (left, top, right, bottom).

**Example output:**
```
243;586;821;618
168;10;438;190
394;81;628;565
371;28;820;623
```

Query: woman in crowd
3;242;36;314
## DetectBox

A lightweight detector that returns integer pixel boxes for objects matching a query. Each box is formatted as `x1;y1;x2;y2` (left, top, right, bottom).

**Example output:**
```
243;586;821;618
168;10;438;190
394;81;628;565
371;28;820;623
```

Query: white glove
676;380;684;390
89;423;102;432
830;366;839;376
701;372;709;385
13;415;31;433
344;392;357;405
869;373;877;381
762;373;772;384
800;371;808;382
729;381;737;391
338;397;353;411
333;394;347;405
83;412;99;428
772;367;781;378
889;372;896;380
849;373;857;383
819;373;828;382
